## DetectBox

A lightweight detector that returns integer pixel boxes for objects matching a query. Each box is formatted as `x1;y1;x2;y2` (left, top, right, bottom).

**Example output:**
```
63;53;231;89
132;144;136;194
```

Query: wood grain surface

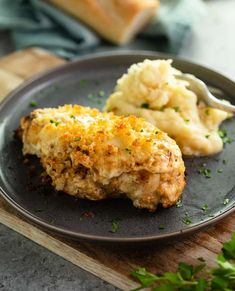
0;48;234;290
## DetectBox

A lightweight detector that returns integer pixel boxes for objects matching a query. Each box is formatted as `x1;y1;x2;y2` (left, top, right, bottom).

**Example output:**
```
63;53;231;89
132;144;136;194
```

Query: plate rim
0;50;235;244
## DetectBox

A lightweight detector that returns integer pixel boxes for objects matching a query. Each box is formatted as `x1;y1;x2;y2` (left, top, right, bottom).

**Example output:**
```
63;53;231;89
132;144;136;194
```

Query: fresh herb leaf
140;129;144;133
131;267;158;289
141;103;150;109
131;233;235;291
158;224;165;230
205;134;210;139
184;118;190;123
70;115;76;119
217;169;223;173
222;233;235;260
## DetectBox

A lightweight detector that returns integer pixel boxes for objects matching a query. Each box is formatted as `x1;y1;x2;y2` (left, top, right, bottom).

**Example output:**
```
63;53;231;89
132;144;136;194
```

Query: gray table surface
0;1;235;290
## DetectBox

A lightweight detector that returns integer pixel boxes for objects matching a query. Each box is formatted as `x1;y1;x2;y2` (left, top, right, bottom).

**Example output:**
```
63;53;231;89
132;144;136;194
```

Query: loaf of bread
47;0;159;44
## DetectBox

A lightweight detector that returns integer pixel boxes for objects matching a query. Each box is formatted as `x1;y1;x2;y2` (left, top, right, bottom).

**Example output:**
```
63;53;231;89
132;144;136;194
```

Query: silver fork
176;73;235;113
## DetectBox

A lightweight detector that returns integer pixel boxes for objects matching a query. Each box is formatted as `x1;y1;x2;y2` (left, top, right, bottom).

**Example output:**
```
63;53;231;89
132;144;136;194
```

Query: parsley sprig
131;233;235;290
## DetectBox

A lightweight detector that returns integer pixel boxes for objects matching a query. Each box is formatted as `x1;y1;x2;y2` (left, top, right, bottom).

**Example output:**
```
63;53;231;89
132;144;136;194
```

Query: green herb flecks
159;105;166;112
217;169;223;173
74;137;81;141
110;219;120;233
223;198;230;205
205;108;210;115
50;120;60;126
184;118;190;123
87;92;103;104
131;233;235;291
198;168;211;179
79;79;88;88
141;103;149;109
173;106;180;112
182;212;192;225
176;200;183;208
218;129;234;144
98;90;105;97
158;224;165;230
29;101;37;107
205;134;210;139
70;115;76;119
201;204;208;212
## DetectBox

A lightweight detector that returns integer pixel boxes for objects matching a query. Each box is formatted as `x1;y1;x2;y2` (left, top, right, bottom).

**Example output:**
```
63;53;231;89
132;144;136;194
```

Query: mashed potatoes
105;59;231;156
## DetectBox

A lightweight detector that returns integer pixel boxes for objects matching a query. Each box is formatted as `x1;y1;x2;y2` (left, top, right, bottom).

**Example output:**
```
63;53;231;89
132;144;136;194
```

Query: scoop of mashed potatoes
105;59;232;156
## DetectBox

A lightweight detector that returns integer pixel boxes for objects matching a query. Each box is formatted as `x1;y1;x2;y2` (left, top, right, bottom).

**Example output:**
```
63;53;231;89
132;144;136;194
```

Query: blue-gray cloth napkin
0;0;205;59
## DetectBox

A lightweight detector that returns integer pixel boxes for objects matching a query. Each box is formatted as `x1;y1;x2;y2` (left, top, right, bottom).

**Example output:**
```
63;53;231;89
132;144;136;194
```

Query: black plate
0;51;235;245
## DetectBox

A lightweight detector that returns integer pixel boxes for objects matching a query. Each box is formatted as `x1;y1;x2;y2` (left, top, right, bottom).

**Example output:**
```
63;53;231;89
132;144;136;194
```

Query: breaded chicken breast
20;105;185;211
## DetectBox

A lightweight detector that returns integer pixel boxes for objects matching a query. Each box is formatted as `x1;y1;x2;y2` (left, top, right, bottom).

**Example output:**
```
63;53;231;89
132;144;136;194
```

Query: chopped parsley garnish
173;106;180;112
141;103;149;109
205;108;210;115
223;198;230;205
74;137;81;141
140;129;144;132
70;115;76;119
87;93;103;104
223;159;228;165
182;213;192;225
98;90;105;97
155;131;159;135
158;224;165;230
110;219;120;233
218;129;234;144
205;134;210;139
159;105;166;112
29;101;37;107
201;204;208;212
176;200;182;208
198;168;211;178
87;93;95;100
50;120;60;126
217;169;223;173
79;79;88;88
184;118;190;123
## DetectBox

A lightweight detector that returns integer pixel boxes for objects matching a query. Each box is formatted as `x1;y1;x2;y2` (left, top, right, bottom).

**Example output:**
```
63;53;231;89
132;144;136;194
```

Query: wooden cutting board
0;48;235;291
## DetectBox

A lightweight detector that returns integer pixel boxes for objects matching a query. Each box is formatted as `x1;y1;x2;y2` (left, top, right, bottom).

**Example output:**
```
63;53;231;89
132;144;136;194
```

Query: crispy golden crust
20;105;185;211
